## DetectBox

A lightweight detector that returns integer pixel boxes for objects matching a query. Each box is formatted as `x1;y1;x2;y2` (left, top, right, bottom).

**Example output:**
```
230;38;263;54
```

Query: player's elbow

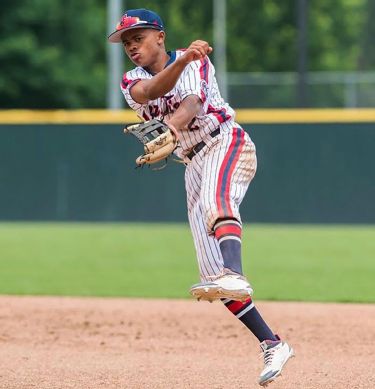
131;81;162;103
184;95;203;114
142;84;163;101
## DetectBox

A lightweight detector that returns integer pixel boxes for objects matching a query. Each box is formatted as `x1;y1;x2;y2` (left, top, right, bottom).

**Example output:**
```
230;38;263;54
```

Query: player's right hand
182;40;213;64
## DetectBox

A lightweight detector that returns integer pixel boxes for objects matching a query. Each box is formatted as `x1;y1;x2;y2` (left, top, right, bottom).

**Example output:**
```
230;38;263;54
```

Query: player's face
121;29;165;67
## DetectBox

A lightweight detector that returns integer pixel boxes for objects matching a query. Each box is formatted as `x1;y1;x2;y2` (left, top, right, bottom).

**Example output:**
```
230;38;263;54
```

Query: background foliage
0;0;373;108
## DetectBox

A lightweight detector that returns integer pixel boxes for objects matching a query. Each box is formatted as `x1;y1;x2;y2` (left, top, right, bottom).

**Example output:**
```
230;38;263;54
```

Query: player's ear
156;30;165;45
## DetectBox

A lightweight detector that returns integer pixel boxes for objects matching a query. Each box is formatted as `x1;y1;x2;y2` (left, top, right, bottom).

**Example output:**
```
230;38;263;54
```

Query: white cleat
189;268;253;302
258;339;295;386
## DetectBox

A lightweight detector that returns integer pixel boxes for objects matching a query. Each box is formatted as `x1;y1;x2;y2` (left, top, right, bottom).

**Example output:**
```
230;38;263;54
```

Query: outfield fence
0;109;374;223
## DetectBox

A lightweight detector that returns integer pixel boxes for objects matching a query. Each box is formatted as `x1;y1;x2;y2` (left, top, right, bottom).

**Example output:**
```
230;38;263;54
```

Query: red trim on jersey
121;73;141;90
199;58;209;82
215;128;245;217
142;111;150;121
121;73;131;89
214;224;242;240
207;104;231;124
199;58;209;103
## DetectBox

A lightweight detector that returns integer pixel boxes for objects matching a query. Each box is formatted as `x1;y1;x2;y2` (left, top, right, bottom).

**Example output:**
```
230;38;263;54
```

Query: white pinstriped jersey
121;49;237;154
121;48;257;281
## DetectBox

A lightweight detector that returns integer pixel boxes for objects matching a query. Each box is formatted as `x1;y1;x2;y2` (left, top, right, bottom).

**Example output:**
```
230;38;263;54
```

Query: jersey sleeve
178;56;213;107
120;68;148;110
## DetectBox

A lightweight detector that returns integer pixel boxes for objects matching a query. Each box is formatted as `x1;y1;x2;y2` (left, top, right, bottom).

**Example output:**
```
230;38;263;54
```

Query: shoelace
260;347;277;366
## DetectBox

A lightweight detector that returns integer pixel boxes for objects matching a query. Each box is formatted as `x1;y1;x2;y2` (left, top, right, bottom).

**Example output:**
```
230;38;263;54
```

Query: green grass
0;223;374;303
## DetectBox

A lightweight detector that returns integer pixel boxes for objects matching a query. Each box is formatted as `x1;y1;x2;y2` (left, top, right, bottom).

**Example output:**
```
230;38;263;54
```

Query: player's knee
203;211;218;235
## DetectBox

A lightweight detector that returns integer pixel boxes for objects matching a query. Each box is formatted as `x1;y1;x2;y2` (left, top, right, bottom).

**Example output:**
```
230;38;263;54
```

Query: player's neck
145;51;170;75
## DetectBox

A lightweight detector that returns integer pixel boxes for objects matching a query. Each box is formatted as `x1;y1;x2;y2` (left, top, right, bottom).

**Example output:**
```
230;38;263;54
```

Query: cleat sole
190;283;253;302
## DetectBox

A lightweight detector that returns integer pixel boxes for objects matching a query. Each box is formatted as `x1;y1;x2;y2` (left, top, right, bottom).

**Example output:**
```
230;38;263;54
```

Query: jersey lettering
120;50;236;153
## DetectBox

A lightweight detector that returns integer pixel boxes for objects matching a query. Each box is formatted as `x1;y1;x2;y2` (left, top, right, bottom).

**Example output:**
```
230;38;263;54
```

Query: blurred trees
309;0;367;70
0;0;372;108
0;0;106;108
358;0;375;70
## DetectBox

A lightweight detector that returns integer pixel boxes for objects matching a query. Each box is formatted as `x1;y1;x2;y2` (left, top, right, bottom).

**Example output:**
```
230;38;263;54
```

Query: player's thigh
184;157;203;212
200;129;257;231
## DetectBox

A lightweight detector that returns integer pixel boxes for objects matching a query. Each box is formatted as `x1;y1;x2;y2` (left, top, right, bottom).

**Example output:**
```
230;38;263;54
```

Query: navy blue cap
108;9;164;43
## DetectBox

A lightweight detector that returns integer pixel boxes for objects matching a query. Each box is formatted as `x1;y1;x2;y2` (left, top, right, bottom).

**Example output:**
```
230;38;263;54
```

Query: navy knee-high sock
214;219;243;274
222;298;278;342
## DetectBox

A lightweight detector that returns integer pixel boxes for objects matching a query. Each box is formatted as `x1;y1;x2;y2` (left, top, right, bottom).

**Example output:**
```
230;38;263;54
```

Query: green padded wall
0;123;374;222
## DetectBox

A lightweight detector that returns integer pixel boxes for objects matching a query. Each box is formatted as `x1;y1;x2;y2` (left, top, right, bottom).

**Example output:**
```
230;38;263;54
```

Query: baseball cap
108;9;164;43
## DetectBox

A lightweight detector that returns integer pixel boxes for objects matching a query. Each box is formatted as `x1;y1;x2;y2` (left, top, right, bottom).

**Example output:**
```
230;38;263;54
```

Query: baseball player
108;8;294;386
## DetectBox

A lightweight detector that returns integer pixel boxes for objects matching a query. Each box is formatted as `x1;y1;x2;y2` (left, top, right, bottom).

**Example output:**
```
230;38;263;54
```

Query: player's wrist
164;120;178;137
176;55;191;67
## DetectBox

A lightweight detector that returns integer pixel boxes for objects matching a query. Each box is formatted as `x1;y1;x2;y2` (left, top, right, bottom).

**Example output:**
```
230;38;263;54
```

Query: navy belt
187;128;220;160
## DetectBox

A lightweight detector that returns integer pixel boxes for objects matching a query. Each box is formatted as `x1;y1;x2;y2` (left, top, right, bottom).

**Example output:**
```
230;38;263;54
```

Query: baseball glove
124;119;177;168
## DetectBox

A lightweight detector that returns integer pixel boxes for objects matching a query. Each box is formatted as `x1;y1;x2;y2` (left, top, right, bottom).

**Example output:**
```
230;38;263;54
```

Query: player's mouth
130;53;141;62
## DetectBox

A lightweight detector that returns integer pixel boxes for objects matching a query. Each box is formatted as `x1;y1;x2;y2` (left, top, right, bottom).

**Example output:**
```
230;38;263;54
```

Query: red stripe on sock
214;224;242;240
226;298;252;314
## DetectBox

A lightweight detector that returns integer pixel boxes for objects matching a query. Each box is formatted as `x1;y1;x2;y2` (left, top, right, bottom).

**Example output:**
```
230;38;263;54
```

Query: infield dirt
0;296;374;389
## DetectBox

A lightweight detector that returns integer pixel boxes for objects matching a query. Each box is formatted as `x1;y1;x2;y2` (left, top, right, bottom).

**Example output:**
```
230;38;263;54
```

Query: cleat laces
260;344;279;366
263;348;276;366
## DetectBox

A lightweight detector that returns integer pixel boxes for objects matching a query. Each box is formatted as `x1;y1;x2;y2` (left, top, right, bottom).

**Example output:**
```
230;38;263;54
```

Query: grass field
0;223;373;303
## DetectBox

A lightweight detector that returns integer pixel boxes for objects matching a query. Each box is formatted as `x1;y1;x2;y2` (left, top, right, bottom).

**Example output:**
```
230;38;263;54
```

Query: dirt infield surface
0;296;374;389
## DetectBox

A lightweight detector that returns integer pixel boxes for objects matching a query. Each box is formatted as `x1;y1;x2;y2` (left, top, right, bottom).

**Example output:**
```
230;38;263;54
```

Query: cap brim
108;25;162;43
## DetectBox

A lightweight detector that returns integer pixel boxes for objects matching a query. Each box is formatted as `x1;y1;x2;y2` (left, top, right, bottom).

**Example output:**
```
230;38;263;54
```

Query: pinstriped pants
185;127;257;281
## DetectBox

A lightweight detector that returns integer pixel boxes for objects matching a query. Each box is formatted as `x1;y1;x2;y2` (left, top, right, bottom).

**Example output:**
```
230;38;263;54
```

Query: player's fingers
199;44;212;56
187;48;204;61
190;44;208;58
190;40;210;52
193;40;210;48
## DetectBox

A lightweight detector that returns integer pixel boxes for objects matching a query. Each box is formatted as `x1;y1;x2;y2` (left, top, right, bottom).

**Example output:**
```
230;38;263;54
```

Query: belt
186;128;220;160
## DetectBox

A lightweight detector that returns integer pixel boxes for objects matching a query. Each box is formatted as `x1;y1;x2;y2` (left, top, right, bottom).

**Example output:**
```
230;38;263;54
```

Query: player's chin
131;58;147;67
129;54;145;67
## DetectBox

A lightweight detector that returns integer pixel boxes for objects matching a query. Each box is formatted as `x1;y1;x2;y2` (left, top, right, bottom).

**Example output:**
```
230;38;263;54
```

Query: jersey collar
142;51;176;75
164;51;176;67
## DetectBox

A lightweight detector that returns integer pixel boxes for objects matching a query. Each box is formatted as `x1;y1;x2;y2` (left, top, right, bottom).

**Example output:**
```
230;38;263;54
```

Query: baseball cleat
258;339;295;386
189;268;253;302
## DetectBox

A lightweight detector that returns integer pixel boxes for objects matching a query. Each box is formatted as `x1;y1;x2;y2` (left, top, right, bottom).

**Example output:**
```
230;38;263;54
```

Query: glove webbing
130;119;169;144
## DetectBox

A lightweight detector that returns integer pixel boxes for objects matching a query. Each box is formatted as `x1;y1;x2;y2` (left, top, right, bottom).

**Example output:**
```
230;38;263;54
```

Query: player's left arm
165;95;202;134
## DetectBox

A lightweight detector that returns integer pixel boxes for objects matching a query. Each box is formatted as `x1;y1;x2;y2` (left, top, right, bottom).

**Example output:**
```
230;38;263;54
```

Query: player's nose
129;42;138;52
